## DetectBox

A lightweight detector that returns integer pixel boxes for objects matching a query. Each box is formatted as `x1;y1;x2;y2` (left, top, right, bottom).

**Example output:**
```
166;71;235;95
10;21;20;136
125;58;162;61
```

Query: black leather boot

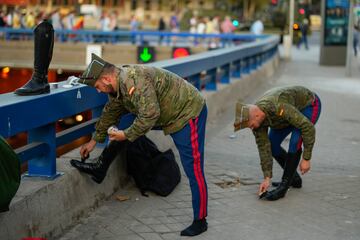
15;20;54;96
180;218;208;236
264;150;302;201
271;148;302;188
70;141;126;184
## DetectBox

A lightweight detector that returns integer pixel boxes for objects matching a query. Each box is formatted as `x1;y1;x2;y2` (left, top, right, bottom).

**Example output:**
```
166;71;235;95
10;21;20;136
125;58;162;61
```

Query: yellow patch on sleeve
128;86;135;96
279;108;284;116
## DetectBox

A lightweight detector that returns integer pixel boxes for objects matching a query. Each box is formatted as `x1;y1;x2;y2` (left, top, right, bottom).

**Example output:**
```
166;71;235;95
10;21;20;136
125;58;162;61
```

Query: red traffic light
172;48;191;59
299;8;305;15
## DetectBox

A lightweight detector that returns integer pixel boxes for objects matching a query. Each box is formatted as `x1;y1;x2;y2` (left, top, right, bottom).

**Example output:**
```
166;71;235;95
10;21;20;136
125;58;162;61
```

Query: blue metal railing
0;35;279;178
0;27;268;47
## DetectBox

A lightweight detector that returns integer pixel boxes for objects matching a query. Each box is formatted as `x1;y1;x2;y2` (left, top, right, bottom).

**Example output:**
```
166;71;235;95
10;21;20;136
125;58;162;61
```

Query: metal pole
289;0;295;58
289;0;295;39
346;0;354;77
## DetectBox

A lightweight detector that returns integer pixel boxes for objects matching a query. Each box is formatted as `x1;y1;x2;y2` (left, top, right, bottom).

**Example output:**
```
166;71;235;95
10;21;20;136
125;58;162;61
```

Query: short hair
98;63;116;80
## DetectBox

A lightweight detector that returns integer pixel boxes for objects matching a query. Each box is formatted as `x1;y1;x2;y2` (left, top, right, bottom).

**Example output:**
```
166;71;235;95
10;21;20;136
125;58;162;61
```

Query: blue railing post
26;123;61;178
261;52;266;64
166;34;171;46
257;53;262;68
254;55;259;70
188;74;201;90
244;57;251;74
140;33;144;45
205;68;217;91
241;59;248;75
231;60;241;78
220;64;230;84
250;57;256;72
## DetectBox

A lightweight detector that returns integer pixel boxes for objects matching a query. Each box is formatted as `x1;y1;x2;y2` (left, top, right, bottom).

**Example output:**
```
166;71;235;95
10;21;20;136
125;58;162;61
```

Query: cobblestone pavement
58;46;360;240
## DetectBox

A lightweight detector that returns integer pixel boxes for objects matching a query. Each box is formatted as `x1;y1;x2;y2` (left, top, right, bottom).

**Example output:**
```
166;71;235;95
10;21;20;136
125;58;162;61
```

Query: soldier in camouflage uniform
233;86;321;201
70;54;208;236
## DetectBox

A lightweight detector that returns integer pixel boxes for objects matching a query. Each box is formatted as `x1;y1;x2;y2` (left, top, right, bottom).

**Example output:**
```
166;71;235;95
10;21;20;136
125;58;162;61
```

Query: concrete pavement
57;45;360;240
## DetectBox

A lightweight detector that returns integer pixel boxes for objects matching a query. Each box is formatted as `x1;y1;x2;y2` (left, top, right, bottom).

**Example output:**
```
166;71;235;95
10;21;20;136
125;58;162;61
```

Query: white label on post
86;45;102;65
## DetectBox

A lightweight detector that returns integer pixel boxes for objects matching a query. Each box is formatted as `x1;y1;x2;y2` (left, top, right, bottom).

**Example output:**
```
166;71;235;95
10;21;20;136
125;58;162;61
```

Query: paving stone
129;224;153;233
148;224;171;233
139;232;163;240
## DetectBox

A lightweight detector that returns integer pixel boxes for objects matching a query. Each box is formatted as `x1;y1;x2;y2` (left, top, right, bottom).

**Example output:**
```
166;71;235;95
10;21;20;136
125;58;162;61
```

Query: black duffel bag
126;136;181;197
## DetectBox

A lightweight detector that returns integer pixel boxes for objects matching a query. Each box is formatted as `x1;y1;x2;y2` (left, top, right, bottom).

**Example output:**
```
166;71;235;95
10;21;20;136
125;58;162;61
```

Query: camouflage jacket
253;86;316;178
93;65;205;143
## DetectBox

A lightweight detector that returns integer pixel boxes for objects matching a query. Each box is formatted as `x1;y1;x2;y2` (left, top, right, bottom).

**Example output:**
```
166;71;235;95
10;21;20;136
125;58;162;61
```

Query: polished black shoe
264;150;302;201
70;159;106;184
71;141;126;184
264;181;290;201
180;218;208;237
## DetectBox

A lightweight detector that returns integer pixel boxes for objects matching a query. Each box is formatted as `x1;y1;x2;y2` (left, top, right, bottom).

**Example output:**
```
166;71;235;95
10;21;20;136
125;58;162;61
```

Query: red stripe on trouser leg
297;97;320;151
194;117;207;218
310;97;319;124
296;138;303;151
189;119;204;219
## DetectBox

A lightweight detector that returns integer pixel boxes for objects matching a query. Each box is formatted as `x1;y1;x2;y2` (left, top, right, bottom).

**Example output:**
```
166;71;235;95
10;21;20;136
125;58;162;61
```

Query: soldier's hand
80;139;96;159
299;159;311;175
108;130;127;141
258;178;271;195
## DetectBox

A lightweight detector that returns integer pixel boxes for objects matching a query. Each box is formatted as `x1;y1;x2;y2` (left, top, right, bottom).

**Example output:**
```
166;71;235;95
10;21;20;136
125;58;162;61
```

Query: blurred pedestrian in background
250;19;264;35
353;19;360;57
297;18;309;50
158;16;166;45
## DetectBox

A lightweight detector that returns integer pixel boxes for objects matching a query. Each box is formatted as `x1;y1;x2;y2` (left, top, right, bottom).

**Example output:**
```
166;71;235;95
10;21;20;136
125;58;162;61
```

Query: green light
140;47;152;62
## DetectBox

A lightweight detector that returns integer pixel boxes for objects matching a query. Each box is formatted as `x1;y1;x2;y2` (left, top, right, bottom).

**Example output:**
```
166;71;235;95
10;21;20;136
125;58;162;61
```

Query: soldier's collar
115;67;127;99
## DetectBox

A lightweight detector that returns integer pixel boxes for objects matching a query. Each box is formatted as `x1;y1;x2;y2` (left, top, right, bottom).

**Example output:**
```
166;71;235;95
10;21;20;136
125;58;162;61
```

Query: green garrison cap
234;101;250;131
79;53;107;86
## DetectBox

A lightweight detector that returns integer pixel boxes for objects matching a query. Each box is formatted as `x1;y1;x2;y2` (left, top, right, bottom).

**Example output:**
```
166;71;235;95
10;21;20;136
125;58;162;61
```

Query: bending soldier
70;54;208;236
233;86;321;201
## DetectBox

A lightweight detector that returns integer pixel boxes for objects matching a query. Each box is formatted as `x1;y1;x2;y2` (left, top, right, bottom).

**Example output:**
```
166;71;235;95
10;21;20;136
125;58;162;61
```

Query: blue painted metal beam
56;118;98;147
0;82;107;138
14;142;48;164
150;36;279;77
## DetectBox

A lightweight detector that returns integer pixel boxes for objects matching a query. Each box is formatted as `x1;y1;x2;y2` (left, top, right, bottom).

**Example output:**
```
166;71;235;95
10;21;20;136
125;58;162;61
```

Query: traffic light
293;23;300;31
299;8;305;15
137;46;156;63
172;47;191;59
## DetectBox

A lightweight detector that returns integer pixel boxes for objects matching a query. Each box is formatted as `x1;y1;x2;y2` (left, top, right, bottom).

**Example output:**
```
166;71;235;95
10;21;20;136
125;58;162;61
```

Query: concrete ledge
0;53;279;239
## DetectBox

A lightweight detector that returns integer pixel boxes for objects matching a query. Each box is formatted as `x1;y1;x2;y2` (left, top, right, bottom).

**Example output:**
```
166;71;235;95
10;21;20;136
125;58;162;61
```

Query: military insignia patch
128;86;135;96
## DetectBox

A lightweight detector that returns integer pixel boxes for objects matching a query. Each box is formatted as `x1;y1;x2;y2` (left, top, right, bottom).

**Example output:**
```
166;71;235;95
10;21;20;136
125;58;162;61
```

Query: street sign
137;46;155;63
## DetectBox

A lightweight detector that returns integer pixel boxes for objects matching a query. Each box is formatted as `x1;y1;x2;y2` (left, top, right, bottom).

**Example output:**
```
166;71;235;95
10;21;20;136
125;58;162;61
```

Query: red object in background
0;0;28;5
22;238;47;240
299;8;305;15
172;47;191;59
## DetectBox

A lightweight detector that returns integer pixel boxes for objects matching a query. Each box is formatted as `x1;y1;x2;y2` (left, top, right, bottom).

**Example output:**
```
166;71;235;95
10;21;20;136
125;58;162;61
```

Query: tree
241;0;269;21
